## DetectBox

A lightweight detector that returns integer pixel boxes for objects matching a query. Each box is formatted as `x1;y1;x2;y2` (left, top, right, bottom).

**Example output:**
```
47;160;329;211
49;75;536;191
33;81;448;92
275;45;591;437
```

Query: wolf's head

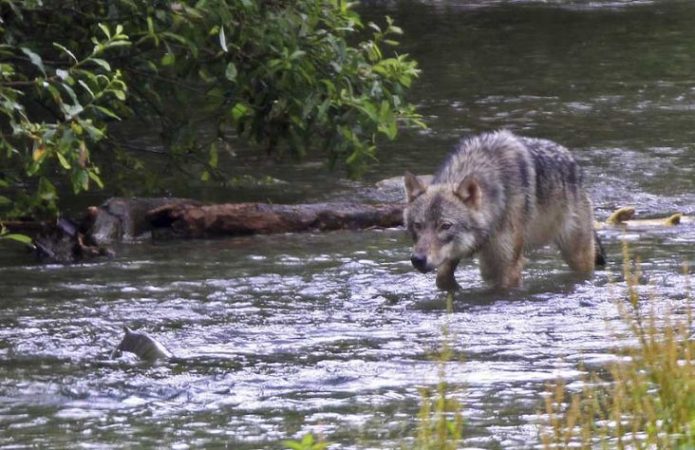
403;172;489;273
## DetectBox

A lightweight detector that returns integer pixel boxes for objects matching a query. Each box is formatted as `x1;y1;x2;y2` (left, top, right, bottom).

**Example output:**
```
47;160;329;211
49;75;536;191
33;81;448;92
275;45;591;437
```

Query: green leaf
94;105;122;120
75;170;89;191
2;233;34;245
90;57;111;71
200;170;210;182
63;103;84;120
56;152;71;169
88;171;104;189
97;23;111;39
0;195;11;206
208;143;218;168
161;53;175;66
290;50;306;60
225;62;237;82
60;82;80;105
219;26;228;52
102;40;131;49
38;177;57;201
230;102;249;121
20;47;46;75
78;79;95;98
52;43;78;64
82;122;105;140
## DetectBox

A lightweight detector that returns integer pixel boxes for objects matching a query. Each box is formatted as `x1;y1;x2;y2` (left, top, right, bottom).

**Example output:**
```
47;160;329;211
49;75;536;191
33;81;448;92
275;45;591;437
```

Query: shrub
0;0;423;218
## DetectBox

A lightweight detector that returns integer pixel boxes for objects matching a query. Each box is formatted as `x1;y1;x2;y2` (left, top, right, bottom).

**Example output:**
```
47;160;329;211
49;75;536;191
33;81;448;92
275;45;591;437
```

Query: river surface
2;1;695;448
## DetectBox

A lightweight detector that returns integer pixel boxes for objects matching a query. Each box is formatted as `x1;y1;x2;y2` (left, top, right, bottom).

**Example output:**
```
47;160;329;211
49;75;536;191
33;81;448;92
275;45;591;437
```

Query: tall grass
542;243;695;449
410;292;465;450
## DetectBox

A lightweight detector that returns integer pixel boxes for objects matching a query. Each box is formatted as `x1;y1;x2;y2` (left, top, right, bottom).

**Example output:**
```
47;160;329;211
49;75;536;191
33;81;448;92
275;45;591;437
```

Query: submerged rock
112;326;173;361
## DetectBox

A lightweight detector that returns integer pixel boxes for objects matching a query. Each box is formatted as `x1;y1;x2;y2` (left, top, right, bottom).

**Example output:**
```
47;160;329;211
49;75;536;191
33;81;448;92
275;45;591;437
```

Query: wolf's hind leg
556;200;596;272
557;232;595;272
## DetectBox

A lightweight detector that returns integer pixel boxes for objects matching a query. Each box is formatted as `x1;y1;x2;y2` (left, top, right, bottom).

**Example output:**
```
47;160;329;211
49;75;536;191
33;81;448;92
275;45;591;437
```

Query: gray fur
404;130;601;290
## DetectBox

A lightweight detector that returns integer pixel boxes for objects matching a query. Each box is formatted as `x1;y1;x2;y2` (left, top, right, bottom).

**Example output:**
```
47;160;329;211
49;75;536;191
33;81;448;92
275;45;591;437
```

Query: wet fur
404;130;602;290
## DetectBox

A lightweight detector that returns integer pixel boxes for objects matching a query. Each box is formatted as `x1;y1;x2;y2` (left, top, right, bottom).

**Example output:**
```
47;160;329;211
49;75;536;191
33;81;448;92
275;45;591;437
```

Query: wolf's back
433;130;530;184
519;136;585;205
433;131;583;192
432;131;538;214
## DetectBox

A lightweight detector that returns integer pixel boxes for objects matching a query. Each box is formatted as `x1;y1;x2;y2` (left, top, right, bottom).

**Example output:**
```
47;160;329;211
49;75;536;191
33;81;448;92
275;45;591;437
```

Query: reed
541;242;695;449
410;292;465;450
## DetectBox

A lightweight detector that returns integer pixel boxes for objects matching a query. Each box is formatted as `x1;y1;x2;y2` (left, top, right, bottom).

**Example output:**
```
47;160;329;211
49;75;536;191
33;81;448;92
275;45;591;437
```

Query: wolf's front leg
436;259;460;291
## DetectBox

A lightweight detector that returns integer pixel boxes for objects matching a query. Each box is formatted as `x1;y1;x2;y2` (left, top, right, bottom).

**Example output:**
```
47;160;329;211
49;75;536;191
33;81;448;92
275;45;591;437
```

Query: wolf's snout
410;254;433;273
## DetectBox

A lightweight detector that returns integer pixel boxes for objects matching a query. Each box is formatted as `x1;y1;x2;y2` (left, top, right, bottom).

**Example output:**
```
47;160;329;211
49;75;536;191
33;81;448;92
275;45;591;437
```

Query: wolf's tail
594;230;606;267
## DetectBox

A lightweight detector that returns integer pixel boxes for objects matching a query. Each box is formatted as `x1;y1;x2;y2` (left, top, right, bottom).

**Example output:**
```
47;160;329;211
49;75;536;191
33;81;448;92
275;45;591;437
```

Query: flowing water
2;1;695;448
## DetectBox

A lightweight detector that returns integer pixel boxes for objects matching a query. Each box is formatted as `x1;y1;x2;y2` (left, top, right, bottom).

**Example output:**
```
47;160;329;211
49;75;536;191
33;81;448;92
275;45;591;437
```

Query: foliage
283;433;328;450
0;222;32;246
0;0;423;218
542;244;695;449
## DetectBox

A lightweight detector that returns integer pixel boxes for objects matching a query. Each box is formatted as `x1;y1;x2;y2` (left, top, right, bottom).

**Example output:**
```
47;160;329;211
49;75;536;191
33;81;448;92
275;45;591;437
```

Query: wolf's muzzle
410;254;434;273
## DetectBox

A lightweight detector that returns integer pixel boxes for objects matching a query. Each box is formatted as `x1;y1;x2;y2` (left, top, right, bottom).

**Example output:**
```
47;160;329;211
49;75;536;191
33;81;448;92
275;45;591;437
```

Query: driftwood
146;202;405;239
598;206;691;229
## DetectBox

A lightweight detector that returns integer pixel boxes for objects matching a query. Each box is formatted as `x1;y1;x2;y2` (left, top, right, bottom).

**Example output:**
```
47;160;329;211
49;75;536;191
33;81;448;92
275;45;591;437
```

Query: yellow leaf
78;141;89;168
32;146;46;162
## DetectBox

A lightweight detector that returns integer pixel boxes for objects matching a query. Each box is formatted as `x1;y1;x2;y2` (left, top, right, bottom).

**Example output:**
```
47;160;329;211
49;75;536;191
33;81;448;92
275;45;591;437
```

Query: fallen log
146;202;405;239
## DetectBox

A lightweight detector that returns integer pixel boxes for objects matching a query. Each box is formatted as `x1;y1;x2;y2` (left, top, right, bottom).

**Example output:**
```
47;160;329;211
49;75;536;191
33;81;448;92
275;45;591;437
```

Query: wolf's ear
455;176;481;209
404;171;428;203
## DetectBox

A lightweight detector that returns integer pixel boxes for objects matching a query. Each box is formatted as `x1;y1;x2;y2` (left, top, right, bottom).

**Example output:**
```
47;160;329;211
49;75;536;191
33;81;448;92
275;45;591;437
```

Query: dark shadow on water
413;269;601;311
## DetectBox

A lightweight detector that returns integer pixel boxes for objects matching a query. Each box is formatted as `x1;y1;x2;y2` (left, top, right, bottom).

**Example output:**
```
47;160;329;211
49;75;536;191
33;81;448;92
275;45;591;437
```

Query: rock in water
33;217;114;263
112;326;173;361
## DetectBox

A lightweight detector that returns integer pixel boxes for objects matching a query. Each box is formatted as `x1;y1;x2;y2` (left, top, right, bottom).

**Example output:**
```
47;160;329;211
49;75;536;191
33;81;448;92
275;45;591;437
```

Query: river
1;1;695;448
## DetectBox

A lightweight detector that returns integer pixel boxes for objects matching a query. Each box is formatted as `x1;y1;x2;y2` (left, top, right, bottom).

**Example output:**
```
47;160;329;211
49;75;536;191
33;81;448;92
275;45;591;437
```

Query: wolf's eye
413;221;423;231
439;221;453;231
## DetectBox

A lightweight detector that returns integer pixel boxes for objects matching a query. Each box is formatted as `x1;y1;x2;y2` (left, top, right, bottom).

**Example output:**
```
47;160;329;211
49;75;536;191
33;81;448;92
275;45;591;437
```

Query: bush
0;0;422;218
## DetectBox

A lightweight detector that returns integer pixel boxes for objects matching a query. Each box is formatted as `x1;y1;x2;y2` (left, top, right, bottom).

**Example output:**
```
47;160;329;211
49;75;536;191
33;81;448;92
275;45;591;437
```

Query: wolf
403;130;605;291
